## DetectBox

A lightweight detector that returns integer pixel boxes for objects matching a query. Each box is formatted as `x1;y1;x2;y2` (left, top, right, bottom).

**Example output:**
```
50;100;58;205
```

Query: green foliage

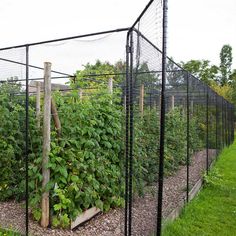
74;60;116;88
29;91;125;227
132;107;203;193
203;168;223;187
0;78;205;229
0;228;21;236
0;83;25;201
220;44;232;86
182;60;219;85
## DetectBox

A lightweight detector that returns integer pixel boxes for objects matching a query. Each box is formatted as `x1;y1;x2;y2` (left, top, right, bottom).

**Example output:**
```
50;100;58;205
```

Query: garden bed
0;149;216;236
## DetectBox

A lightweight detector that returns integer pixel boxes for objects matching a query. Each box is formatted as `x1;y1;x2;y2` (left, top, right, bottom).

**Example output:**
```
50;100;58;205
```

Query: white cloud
0;0;235;72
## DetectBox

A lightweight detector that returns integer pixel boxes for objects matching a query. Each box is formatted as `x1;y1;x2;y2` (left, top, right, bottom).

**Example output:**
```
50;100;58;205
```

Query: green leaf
59;167;68;178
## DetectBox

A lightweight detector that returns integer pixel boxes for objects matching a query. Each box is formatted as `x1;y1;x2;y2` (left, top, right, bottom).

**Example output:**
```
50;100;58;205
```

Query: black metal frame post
124;33;130;236
128;30;134;236
222;97;224;148
186;72;190;202
206;87;209;174
227;102;230;145
157;0;168;235
232;106;234;143
25;45;29;236
215;94;219;156
225;102;228;146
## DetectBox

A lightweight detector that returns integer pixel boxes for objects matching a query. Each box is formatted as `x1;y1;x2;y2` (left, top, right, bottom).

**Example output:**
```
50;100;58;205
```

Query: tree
73;60;116;88
229;69;236;105
219;44;232;86
181;60;218;85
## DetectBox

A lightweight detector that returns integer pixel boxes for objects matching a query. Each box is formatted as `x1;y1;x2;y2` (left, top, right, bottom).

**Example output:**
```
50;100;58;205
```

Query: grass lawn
163;140;236;236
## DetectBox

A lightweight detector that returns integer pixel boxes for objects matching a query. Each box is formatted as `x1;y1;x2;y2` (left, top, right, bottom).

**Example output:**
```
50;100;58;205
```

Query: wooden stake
36;81;41;128
159;95;162;108
108;78;113;94
51;98;61;137
108;78;113;104
139;84;144;117
79;89;83;100
41;62;51;228
191;100;194;115
171;95;175;110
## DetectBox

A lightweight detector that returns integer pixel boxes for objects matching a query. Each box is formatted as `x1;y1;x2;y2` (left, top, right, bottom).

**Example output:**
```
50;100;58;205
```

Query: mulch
0;149;216;236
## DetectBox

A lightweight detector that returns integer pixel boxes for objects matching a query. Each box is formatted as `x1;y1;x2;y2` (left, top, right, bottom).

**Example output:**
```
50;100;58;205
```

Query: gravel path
0;149;216;236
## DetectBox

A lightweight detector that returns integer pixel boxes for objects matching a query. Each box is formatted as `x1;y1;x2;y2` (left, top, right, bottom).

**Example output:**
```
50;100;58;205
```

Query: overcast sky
0;0;235;71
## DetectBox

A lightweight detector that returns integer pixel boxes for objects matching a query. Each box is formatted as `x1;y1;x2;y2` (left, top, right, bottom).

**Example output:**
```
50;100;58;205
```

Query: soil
0;149;216;236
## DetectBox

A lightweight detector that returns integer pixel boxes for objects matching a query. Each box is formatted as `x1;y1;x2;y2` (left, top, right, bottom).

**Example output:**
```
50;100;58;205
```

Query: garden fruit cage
0;0;234;235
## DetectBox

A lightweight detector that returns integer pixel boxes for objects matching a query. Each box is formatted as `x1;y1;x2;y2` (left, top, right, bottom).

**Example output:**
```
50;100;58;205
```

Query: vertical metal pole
124;33;130;236
232;106;234;143
25;45;29;236
186;72;190;203
232;105;234;143
157;0;168;235
206;87;209;174
128;30;134;236
221;97;224;149
227;102;230;145
215;95;218;157
225;100;227;146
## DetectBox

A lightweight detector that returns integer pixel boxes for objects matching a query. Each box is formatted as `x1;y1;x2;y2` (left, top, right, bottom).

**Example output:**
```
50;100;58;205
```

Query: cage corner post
124;30;131;236
128;29;134;236
156;0;168;235
186;72;190;203
25;45;29;236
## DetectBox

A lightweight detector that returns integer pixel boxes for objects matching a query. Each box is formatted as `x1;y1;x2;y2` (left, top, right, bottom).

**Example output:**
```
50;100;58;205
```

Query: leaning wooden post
41;62;51;228
36;81;41;128
51;98;61;137
139;84;144;117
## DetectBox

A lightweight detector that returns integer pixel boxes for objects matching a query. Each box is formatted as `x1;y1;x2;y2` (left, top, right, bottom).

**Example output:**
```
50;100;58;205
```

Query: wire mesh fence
0;0;234;236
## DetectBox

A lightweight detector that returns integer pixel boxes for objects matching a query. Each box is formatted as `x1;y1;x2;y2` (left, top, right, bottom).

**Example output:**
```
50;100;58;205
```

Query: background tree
229;69;236;104
73;60;116;88
219;44;232;86
181;60;218;85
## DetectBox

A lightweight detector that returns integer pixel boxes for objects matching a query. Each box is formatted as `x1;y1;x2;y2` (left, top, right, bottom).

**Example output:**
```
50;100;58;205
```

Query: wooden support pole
154;99;157;111
159;95;162;108
171;95;175;110
79;89;83;100
51;98;61;137
191;100;194;115
108;78;113;104
139;84;144;117
41;62;51;228
108;78;113;94
36;82;41;128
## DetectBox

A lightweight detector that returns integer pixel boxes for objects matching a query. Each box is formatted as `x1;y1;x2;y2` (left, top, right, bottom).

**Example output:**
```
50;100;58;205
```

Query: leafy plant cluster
28;91;125;227
0;83;26;201
132;106;203;196
0;82;206;228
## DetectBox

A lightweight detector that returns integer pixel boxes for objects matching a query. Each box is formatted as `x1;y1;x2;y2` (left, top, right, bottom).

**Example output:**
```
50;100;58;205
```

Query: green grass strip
163;141;236;236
